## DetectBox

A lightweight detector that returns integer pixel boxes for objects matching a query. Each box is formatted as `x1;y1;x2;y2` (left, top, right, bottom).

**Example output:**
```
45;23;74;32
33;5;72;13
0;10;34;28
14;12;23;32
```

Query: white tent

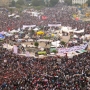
9;30;19;33
73;35;78;38
73;28;77;31
24;35;29;39
51;41;60;47
8;13;15;17
72;40;78;43
0;31;7;34
85;34;90;39
67;51;79;58
74;29;84;33
61;27;69;33
14;15;20;18
5;33;13;36
80;36;85;40
33;28;39;31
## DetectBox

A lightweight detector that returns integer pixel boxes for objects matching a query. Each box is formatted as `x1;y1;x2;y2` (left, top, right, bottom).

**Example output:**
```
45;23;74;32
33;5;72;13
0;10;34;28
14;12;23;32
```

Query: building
59;0;64;3
0;0;12;6
72;0;88;5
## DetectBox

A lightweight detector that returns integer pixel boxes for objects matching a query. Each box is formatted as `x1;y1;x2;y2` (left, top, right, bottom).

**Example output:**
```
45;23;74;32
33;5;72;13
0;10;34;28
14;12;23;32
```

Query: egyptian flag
42;15;48;20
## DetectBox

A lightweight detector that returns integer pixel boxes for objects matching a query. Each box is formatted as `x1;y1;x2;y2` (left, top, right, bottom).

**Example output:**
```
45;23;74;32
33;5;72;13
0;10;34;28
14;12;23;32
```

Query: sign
58;44;87;54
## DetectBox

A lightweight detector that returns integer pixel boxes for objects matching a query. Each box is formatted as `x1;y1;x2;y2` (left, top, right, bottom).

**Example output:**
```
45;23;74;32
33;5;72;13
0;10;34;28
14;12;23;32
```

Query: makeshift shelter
9;30;19;33
61;27;69;33
51;41;60;47
0;31;7;35
73;35;78;38
33;28;39;31
5;33;13;37
74;29;84;33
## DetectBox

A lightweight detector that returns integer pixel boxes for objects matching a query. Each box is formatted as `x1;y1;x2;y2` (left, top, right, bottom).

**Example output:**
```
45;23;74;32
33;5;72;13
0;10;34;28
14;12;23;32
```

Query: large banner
58;44;87;54
13;45;18;54
48;24;61;27
22;25;36;29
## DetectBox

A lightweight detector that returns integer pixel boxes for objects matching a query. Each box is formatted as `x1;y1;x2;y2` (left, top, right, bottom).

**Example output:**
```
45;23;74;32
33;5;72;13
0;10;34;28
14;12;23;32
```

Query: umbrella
37;31;44;35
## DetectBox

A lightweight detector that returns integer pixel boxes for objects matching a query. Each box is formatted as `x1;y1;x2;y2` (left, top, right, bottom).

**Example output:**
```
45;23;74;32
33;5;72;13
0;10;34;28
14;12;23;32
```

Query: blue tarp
0;34;5;39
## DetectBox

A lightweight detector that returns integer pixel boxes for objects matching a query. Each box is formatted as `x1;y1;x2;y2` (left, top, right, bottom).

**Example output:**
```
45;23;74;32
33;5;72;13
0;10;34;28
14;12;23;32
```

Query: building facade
72;0;88;5
59;0;65;3
0;0;12;6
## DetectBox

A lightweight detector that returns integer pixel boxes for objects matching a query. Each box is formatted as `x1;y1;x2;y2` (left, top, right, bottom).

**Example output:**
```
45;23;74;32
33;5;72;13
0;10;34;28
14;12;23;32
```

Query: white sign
58;44;87;54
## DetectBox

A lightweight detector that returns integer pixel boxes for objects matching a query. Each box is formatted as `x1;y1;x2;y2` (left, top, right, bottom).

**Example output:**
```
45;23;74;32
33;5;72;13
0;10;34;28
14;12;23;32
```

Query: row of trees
10;0;90;8
86;0;90;6
9;0;25;7
10;0;59;7
64;0;90;6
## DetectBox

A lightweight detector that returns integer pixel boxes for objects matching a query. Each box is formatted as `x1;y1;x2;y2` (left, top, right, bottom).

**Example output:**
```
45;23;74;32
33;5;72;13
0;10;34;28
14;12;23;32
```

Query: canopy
5;33;13;36
37;31;44;35
33;28;39;31
74;29;84;33
73;35;78;38
0;31;7;34
14;15;20;18
61;27;69;33
51;41;60;47
9;30;19;33
8;13;15;17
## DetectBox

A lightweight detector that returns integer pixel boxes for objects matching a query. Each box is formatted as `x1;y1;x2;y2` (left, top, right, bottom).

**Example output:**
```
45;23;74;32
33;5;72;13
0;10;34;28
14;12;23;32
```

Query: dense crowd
0;3;90;34
0;3;90;90
0;46;90;90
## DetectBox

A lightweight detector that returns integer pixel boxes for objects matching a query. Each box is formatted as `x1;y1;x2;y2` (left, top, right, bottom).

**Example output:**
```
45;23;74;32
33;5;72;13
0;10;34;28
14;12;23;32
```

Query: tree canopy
50;0;59;6
86;0;90;6
64;0;72;6
16;0;25;5
31;0;45;6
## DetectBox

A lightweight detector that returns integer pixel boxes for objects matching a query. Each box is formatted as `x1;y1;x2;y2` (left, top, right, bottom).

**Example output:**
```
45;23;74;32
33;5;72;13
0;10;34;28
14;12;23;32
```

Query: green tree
52;50;57;53
9;0;16;7
64;0;72;6
34;42;39;47
86;0;90;6
16;0;25;5
60;41;66;46
50;0;59;6
31;0;45;6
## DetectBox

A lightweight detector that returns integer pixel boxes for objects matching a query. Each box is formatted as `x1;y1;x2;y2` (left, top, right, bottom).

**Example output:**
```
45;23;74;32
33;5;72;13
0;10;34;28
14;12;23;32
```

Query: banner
13;45;18;54
74;29;84;33
58;44;87;54
25;51;30;57
22;25;36;29
48;24;61;27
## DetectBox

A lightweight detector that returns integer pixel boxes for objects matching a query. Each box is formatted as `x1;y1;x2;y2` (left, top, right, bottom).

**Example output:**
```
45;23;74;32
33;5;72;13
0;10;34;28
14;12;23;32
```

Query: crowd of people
0;45;90;90
0;3;90;34
0;3;90;90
